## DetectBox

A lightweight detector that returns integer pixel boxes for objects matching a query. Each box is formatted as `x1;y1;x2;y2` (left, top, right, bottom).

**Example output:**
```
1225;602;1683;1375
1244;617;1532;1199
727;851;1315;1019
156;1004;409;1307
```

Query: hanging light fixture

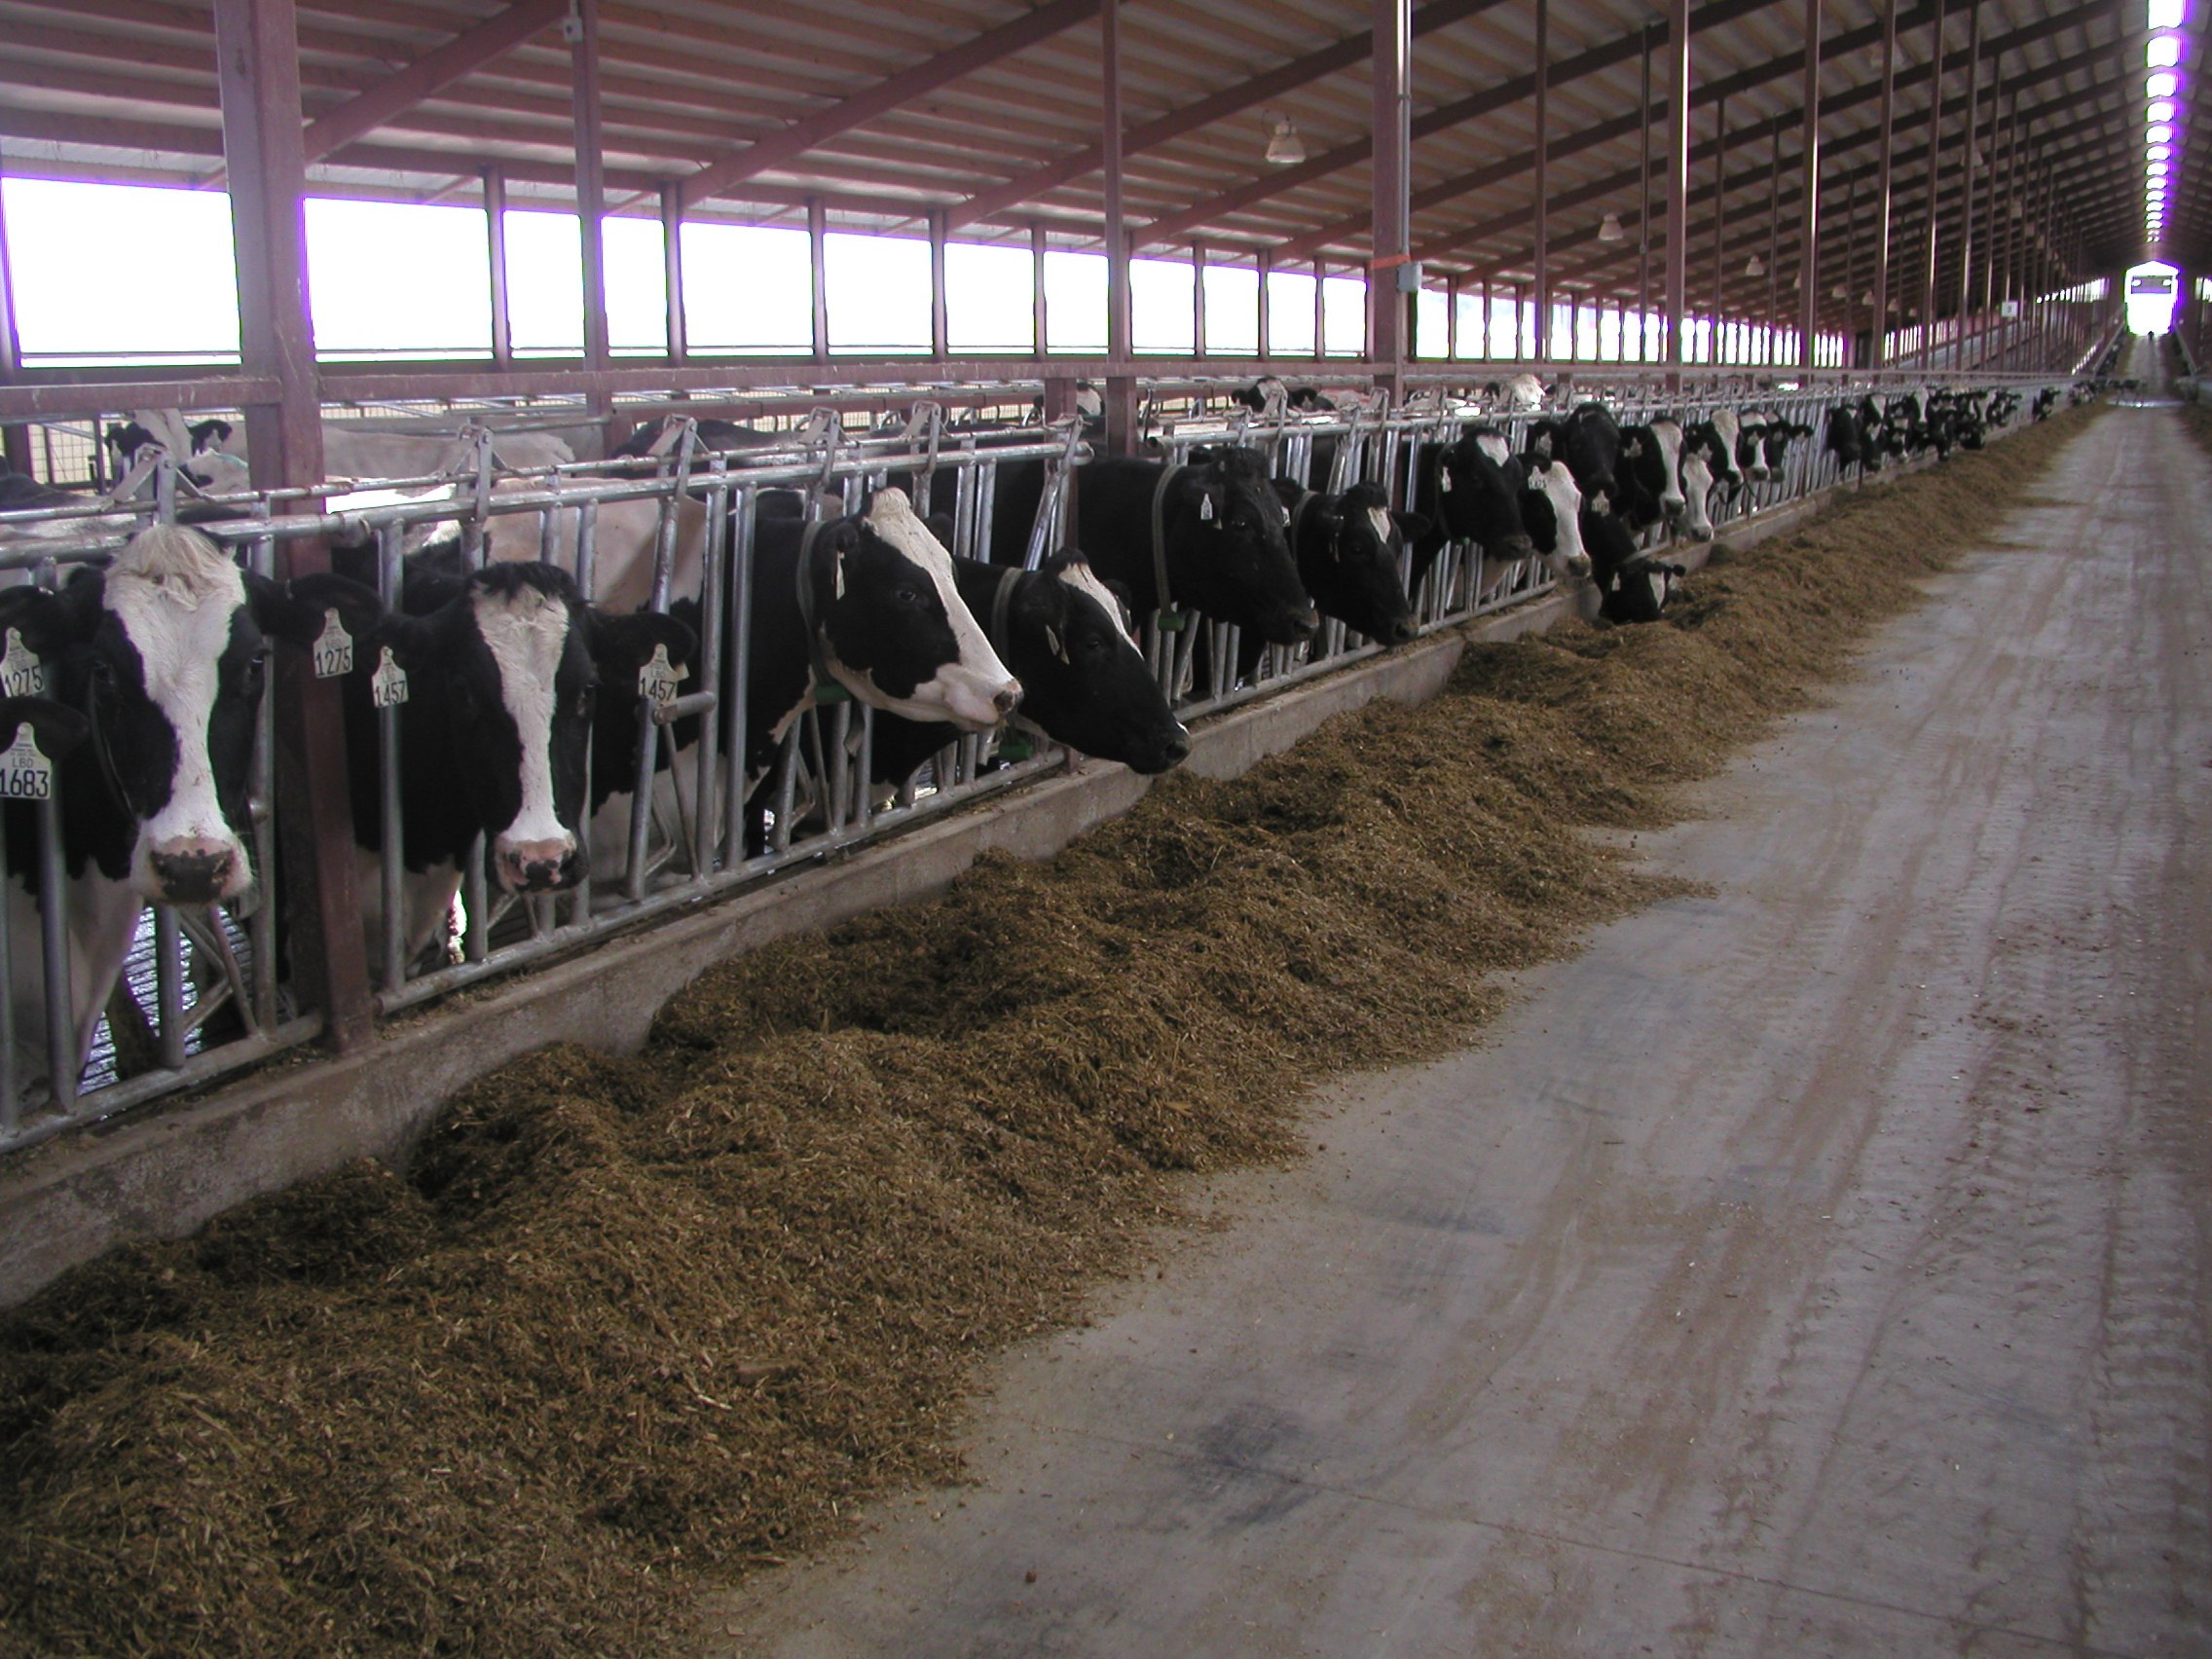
1597;212;1626;242
1265;115;1307;166
1745;254;1765;276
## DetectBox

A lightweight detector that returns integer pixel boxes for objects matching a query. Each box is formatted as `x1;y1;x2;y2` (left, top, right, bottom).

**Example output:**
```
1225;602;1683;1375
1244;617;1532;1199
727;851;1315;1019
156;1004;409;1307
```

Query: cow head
1682;418;1742;498
1433;428;1536;560
1164;449;1316;645
0;524;383;905
1824;404;1864;470
378;560;694;895
104;414;251;496
990;554;1189;775
1512;455;1592;583
808;488;1020;730
1276;479;1420;647
1619;423;1681;528
1759;422;1806;475
1734;414;1771;483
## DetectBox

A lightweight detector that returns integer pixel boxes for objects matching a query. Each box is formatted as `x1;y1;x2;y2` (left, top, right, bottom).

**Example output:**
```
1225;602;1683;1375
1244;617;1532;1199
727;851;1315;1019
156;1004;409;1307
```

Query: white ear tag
0;723;53;800
371;645;409;709
639;643;682;709
313;608;353;678
1439;469;1454;493
1047;625;1067;664
1;628;47;698
832;546;846;600
1198;493;1215;522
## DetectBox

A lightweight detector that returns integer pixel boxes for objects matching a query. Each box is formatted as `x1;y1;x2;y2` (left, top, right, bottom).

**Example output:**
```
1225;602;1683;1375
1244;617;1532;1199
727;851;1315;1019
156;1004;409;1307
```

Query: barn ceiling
0;0;2179;332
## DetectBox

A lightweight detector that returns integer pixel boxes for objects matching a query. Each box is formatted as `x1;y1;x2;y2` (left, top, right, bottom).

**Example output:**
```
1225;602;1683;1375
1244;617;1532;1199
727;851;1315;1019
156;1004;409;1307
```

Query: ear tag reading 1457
371;645;409;709
0;724;53;801
639;644;684;709
313;608;353;679
0;628;47;697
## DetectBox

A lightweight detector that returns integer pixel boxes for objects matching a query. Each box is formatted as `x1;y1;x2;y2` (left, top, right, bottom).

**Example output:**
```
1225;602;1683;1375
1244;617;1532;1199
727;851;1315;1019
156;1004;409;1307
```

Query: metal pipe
1193;240;1207;356
1870;0;1898;367
1919;0;1947;369
1666;0;1691;382
1639;21;1654;352
1532;0;1550;363
484;166;513;370
661;182;687;362
1032;222;1050;356
809;196;830;363
930;210;950;360
1798;0;1822;369
1957;0;1982;366
571;0;609;373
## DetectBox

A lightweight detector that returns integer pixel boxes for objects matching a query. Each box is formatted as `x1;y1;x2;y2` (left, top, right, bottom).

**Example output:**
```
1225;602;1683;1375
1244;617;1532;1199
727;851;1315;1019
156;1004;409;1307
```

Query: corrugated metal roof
0;0;2182;319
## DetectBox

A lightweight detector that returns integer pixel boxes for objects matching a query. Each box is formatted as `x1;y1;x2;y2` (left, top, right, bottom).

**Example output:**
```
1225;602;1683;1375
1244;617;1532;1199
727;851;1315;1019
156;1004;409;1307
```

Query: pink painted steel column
661;183;687;363
570;0;608;373
1918;0;1947;370
1531;0;1549;362
1032;222;1050;357
1869;0;1898;367
1370;0;1415;391
484;166;513;370
808;197;830;364
213;0;372;1050
931;211;950;361
1666;0;1691;383
0;150;30;474
1798;0;1822;370
1101;0;1136;453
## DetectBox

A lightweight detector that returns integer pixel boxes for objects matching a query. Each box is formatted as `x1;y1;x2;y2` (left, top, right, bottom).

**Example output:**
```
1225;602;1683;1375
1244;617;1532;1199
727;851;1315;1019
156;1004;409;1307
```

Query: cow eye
895;585;930;609
574;684;598;719
241;651;268;694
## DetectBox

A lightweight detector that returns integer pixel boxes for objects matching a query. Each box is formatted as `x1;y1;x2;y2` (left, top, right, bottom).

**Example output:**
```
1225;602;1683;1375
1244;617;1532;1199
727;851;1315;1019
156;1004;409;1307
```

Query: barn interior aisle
709;408;2212;1658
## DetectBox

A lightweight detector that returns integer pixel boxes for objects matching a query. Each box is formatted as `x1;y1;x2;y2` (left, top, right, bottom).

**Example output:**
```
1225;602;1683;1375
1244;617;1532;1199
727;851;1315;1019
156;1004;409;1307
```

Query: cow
1732;413;1772;485
1682;414;1743;501
1758;420;1809;478
1675;434;1720;540
0;523;385;1091
1580;506;1686;625
1274;479;1422;648
2032;387;2060;421
1405;425;1537;601
1527;402;1624;514
1490;373;1551;412
866;551;1188;794
333;550;697;961
115;411;575;488
1823;403;1867;475
990;448;1317;647
1617;421;1686;529
1511;454;1593;591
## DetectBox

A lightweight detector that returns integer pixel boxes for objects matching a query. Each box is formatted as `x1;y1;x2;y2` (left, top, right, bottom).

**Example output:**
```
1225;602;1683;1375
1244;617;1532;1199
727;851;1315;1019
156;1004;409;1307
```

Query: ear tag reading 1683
313;608;353;679
0;724;54;801
639;644;684;709
371;645;409;709
0;628;47;698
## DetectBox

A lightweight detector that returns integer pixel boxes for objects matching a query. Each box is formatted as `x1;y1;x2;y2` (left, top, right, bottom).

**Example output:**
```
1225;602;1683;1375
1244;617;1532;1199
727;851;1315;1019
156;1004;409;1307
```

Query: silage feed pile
0;406;2100;1658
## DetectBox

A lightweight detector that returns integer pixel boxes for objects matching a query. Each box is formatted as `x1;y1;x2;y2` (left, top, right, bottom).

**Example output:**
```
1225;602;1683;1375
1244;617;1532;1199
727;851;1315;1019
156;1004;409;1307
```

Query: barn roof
0;0;2177;317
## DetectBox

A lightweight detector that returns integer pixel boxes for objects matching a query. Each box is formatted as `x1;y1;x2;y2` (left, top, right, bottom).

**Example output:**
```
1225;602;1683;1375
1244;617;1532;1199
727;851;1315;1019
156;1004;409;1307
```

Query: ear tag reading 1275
639;644;683;709
313;608;353;679
0;724;53;800
371;645;409;709
0;628;47;697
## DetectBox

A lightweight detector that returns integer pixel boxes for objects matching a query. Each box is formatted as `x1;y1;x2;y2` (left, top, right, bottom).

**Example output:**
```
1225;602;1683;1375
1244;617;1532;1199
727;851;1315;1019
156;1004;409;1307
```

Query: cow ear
247;571;386;655
0;584;81;659
590;608;698;675
1271;476;1303;510
0;696;91;761
924;511;957;549
1392;509;1432;543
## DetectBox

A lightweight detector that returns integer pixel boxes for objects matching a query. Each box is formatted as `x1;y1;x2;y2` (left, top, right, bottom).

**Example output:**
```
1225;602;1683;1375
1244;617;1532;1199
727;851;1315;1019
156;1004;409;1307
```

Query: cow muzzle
1503;534;1538;559
146;836;245;905
495;835;581;894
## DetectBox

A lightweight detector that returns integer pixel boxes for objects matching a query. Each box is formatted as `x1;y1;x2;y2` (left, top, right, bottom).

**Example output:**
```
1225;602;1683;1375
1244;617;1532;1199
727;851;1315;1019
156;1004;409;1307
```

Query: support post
1258;245;1272;359
1767;126;1782;348
930;210;949;361
1370;0;1414;394
1531;0;1549;362
213;0;371;1051
1870;0;1898;367
1663;0;1680;387
1638;22;1654;354
1918;0;1946;369
1192;240;1206;356
808;196;830;364
1447;269;1459;359
1957;0;1982;366
660;183;686;363
1798;0;1822;370
570;0;608;373
1032;222;1050;356
1101;0;1135;454
1314;258;1327;359
1711;94;1727;359
484;165;513;370
0;152;30;475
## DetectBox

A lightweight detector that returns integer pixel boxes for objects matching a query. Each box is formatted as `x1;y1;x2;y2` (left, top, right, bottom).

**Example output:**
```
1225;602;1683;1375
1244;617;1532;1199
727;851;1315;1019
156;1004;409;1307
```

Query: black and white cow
994;448;1318;646
1511;454;1593;594
1665;418;1727;539
1580;506;1686;625
1407;425;1536;598
1528;402;1624;514
866;551;1188;793
1824;403;1869;474
1274;478;1422;648
1617;421;1686;529
335;552;696;960
0;524;384;1087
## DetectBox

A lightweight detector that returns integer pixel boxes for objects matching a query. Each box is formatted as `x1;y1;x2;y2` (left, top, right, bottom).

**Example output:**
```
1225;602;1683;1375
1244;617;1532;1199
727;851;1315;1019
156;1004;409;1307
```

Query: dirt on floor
0;406;2101;1659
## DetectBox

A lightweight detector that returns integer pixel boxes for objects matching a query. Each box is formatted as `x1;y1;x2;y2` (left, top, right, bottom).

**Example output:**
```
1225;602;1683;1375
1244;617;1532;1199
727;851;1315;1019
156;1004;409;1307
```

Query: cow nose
1385;616;1418;645
1164;723;1192;763
993;680;1023;718
148;839;238;904
495;837;579;893
1290;608;1320;642
1504;535;1536;557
